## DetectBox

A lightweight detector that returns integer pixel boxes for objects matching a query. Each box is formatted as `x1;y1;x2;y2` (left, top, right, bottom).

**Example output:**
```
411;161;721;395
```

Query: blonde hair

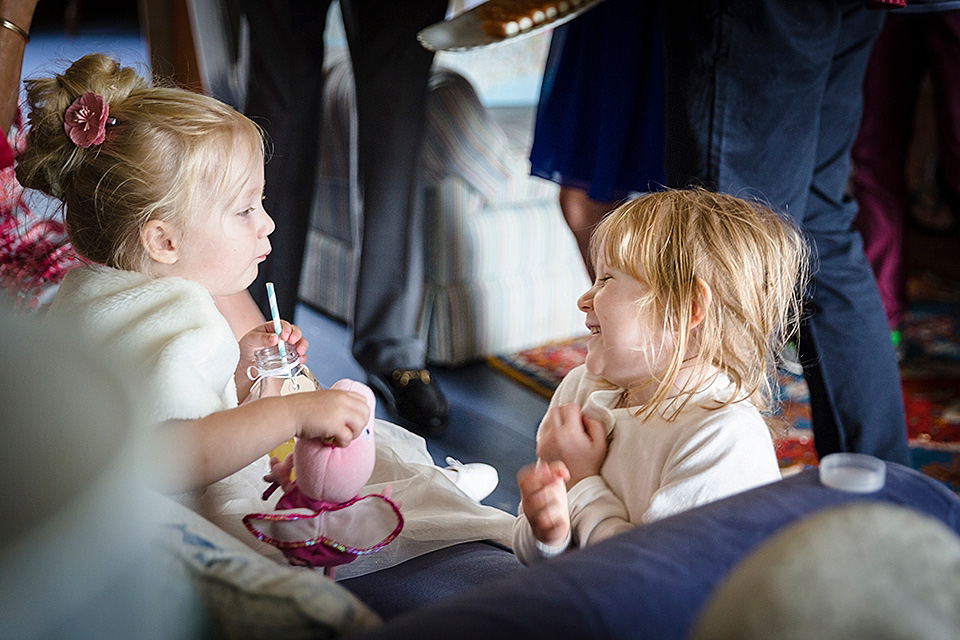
15;53;264;272
591;188;809;418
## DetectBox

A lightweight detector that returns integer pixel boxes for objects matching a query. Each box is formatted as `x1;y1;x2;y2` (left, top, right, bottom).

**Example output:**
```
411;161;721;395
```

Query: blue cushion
342;541;520;620
355;463;960;640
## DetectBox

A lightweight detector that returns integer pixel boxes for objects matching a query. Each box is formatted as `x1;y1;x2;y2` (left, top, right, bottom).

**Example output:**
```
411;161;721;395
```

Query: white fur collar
47;265;240;421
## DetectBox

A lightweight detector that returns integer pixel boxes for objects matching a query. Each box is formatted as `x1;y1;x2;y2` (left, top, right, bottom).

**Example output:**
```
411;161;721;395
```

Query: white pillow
154;493;381;639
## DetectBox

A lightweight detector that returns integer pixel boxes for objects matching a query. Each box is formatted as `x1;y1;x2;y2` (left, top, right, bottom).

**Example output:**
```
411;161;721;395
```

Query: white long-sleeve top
512;364;781;565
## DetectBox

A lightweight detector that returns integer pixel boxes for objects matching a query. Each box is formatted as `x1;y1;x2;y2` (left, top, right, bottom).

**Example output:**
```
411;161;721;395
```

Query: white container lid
819;453;886;493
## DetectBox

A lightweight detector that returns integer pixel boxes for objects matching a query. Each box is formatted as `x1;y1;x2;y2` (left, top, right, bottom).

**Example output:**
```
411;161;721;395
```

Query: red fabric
852;12;960;328
0;135;13;170
1;118;82;310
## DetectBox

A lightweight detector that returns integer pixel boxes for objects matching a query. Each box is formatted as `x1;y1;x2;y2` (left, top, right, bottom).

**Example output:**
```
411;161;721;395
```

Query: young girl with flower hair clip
513;188;810;564
16;53;513;580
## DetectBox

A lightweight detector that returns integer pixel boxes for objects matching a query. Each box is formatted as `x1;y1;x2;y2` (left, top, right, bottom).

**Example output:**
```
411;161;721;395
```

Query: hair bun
55;52;146;107
16;54;147;197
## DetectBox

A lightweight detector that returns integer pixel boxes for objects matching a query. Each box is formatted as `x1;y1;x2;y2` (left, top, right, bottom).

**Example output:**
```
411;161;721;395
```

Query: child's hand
517;459;571;546
287;389;370;447
263;455;294;489
536;403;608;488
262;454;295;498
239;320;310;365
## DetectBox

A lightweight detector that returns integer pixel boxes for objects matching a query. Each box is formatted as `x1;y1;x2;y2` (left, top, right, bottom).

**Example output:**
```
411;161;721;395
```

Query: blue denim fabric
661;0;911;464
353;464;959;639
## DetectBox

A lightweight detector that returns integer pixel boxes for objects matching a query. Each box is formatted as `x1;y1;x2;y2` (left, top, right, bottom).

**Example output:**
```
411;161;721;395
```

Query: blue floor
295;303;546;514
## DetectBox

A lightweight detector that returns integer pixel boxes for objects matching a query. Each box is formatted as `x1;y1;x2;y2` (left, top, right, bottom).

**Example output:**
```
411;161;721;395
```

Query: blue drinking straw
265;282;286;357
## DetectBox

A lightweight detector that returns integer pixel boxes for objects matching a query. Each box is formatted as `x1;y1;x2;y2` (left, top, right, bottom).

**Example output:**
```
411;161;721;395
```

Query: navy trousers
241;0;447;373
660;0;911;463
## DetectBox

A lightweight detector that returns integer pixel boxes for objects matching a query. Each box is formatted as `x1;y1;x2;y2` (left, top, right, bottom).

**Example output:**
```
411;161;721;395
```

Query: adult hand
1;0;40;134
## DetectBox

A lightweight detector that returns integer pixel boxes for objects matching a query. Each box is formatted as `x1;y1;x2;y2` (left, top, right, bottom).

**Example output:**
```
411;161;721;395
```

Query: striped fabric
423;175;589;364
495;147;559;204
311;175;355;244
301;56;590;364
299;230;356;323
312;49;359;243
425;177;579;283
422;69;512;201
425;269;588;364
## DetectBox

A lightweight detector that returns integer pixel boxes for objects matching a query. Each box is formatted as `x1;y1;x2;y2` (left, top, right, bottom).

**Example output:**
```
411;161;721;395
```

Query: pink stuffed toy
244;379;403;577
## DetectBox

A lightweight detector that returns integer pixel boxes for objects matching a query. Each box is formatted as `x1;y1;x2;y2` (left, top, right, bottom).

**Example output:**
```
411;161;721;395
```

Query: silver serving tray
418;0;607;52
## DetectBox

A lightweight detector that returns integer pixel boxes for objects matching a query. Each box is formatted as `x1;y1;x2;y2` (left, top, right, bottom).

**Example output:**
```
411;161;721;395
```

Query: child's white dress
46;265;514;579
512;364;783;564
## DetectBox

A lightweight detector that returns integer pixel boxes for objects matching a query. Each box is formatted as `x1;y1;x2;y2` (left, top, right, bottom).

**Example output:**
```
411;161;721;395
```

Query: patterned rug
487;271;960;492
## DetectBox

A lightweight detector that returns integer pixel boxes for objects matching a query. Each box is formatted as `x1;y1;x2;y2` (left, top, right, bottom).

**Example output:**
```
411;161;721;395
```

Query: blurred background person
851;4;960;352
239;0;451;436
529;0;664;280
659;0;911;465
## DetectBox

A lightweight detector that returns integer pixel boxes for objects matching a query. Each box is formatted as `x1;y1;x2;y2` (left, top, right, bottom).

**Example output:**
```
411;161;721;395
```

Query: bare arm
215;290;266;341
155;389;370;493
0;0;37;135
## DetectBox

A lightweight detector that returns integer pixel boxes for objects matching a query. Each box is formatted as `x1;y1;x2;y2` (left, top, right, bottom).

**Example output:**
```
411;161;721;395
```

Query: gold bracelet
1;18;30;44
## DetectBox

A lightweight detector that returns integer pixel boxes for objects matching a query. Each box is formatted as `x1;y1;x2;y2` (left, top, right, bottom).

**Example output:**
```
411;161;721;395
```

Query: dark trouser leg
661;0;910;463
241;0;331;320
340;0;447;373
929;11;960;206
851;15;924;331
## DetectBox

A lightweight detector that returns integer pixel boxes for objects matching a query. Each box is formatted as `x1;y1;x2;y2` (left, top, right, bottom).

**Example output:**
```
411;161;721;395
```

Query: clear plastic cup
818;453;886;493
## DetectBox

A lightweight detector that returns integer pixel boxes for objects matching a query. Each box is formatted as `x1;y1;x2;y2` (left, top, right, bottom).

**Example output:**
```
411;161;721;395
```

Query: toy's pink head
293;379;376;504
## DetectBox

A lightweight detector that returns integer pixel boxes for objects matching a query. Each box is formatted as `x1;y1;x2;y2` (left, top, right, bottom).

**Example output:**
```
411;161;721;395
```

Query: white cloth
47;265;514;578
46;265;239;421
46;265;271;542
512;364;782;565
336;419;514;580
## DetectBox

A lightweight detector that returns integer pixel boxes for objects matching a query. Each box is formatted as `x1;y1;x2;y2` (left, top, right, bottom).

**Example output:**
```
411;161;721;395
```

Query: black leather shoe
367;368;449;436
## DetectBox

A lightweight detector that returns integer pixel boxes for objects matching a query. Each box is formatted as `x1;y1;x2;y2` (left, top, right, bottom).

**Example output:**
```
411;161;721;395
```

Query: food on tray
477;0;584;38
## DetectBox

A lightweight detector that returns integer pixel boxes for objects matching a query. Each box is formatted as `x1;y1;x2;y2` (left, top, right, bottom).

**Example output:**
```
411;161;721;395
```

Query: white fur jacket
45;265;240;422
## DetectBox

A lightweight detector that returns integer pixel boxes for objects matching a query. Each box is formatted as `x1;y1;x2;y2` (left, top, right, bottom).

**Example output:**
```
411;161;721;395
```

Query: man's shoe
368;368;449;436
441;457;499;503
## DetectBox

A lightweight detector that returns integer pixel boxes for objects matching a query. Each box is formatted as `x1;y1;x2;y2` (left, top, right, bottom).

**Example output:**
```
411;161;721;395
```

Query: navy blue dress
529;0;665;202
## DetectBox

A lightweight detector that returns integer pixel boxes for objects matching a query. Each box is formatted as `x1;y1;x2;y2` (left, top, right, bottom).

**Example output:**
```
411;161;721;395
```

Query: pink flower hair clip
63;92;117;148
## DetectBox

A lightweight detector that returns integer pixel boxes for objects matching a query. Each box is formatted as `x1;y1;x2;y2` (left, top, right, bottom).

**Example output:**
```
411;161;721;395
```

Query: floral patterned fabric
1;112;82;311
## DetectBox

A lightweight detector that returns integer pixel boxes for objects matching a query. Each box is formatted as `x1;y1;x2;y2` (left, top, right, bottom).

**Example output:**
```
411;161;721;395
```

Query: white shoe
442;456;499;503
